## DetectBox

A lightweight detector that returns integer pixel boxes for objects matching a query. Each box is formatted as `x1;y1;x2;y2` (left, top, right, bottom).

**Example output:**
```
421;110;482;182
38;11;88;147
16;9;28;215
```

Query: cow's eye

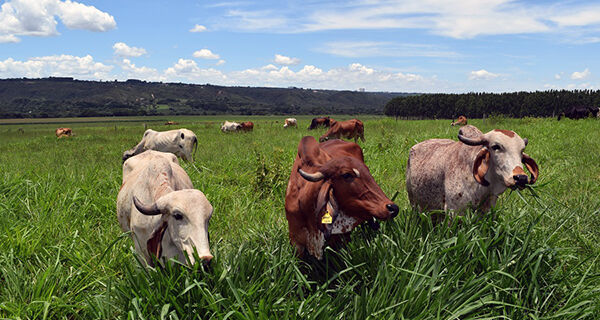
491;145;501;151
173;213;184;220
342;173;355;181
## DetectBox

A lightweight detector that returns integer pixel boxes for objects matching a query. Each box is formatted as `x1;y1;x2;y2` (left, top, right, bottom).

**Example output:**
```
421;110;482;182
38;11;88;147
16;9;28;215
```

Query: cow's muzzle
513;174;529;188
386;203;399;218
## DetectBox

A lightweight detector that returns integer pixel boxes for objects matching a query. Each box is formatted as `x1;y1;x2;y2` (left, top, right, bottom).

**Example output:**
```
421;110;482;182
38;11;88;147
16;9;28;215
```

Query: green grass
0;116;598;319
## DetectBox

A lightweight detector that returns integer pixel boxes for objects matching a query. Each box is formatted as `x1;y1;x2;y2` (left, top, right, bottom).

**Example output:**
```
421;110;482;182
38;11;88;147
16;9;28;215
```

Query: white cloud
113;42;147;57
0;0;116;42
273;54;300;65
119;59;163;81
320;41;459;58
571;68;590;80
189;24;207;32
0;54;113;79
0;34;20;43
550;6;600;27
164;58;227;82
215;59;226;66
469;69;499;80
193;49;220;59
554;73;561;80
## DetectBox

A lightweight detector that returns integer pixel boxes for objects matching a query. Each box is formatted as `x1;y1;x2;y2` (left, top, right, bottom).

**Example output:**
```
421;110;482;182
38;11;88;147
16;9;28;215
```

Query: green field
0;116;598;319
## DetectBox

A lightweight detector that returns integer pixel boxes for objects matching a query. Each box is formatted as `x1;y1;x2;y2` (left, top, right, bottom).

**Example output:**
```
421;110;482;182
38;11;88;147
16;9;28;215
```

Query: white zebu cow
221;121;242;132
406;126;539;220
117;150;213;266
283;118;297;128
122;129;197;162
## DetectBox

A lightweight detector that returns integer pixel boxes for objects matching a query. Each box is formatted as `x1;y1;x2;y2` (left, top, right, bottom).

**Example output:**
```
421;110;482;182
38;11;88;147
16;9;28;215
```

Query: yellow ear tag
321;210;333;224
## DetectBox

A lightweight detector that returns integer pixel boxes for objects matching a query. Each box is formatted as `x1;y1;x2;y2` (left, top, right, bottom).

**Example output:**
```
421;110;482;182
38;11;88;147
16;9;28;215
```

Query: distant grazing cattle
319;119;365;143
55;127;72;138
221;121;242;132
284;118;297;128
240;121;254;132
406;126;538;222
308;116;332;130
17;128;24;134
122;129;197;162
558;107;599;120
451;116;468;126
165;121;179;125
284;136;399;259
117;150;213;266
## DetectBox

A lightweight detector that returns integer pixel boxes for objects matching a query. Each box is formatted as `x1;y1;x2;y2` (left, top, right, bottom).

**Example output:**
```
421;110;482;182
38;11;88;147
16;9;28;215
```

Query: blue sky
1;0;599;93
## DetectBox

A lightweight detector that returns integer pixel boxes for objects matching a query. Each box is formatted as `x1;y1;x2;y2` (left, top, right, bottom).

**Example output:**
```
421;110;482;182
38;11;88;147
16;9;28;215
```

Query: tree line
384;90;600;119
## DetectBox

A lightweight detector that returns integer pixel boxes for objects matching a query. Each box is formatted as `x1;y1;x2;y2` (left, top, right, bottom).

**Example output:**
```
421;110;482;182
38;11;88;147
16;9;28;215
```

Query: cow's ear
522;153;539;184
473;147;490;186
298;136;323;166
147;220;168;263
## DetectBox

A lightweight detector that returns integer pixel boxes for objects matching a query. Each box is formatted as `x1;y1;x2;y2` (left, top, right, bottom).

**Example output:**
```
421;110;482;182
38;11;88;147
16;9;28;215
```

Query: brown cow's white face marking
485;130;527;189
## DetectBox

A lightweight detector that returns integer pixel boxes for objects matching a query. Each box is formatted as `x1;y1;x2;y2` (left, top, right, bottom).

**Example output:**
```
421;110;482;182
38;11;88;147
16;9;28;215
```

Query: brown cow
164;121;179;125
284;136;399;259
308;116;332;130
240;121;254;132
451;116;468;126
319;119;365;143
55;127;72;138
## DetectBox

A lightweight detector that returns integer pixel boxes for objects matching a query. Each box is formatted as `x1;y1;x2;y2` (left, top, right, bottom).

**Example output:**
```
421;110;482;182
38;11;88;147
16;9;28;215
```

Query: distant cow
308;117;332;130
122;129;197;162
117;150;213;266
558;107;599;120
165;121;179;125
406;126;538;222
240;121;254;132
451;116;468;126
221;121;242;132
319;119;365;143
284;118;297;128
55;127;72;138
285;136;399;259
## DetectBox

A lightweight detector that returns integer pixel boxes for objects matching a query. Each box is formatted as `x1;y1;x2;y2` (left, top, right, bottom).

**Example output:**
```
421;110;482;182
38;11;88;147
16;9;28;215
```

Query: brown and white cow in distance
285;136;399;259
451;116;468;126
122;129;198;162
117;150;213;266
55;127;73;138
319;119;365;143
406;126;538;221
239;121;254;132
284;118;297;128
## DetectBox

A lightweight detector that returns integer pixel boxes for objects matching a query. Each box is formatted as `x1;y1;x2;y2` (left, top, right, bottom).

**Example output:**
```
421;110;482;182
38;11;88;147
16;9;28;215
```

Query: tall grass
0;116;598;318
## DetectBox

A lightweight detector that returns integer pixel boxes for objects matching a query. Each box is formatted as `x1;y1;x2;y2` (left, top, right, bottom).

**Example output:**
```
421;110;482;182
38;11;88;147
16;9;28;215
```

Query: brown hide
240;121;254;131
319;119;365;143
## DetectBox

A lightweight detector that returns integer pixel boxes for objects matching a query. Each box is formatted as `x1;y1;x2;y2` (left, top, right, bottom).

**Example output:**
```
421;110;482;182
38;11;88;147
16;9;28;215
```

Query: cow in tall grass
319;119;365;143
451;116;468;126
406;126;538;222
308;116;332;130
285;136;399;259
55;127;72;138
117;150;213;267
284;118;297;128
558;107;599;120
122;129;197;162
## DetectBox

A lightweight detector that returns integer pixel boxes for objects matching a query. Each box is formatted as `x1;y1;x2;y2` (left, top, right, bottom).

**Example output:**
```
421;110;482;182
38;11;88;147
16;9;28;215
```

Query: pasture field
0;116;599;319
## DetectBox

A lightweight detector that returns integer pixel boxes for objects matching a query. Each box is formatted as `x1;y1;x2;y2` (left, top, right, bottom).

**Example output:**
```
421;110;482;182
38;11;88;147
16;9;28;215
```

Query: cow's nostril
513;174;528;185
386;203;399;218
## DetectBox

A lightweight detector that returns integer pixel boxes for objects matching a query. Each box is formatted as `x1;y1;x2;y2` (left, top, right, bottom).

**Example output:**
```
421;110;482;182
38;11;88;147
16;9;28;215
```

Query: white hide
123;129;197;162
283;118;297;128
221;121;241;132
117;150;213;266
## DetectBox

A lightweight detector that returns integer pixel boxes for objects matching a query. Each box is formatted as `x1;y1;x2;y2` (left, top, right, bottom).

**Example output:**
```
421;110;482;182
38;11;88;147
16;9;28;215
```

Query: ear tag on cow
321;210;333;224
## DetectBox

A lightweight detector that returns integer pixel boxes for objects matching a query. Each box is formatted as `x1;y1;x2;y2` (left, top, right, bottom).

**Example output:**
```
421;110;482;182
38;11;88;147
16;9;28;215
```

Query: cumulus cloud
554;74;561;80
119;59;163;81
0;54;113;79
113;42;147;57
320;41;459;58
189;24;207;32
273;54;300;65
469;69;499;80
571;68;590;80
215;59;226;66
0;34;20;43
165;58;226;82
193;49;220;59
0;0;116;42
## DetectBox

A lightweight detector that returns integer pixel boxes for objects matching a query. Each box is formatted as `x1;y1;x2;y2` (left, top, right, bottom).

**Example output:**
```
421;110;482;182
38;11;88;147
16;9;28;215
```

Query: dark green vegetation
0;116;598;319
385;90;600;119
0;78;403;118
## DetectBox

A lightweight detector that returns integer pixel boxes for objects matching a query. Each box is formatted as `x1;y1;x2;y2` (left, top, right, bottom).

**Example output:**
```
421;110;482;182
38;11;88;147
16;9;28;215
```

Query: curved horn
298;168;325;182
523;138;528;146
133;196;161;215
458;133;486;146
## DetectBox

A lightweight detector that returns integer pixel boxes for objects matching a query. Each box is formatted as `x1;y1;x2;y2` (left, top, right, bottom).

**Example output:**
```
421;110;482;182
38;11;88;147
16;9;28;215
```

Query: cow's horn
458;133;486;146
298;168;325;182
133;196;162;215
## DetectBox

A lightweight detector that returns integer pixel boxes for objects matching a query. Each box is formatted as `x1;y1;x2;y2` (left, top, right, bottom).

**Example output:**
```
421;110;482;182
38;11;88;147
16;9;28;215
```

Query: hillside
0;78;408;118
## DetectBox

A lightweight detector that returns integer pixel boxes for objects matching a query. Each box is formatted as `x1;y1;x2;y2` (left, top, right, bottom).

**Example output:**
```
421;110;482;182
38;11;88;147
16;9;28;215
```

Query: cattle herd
57;115;541;267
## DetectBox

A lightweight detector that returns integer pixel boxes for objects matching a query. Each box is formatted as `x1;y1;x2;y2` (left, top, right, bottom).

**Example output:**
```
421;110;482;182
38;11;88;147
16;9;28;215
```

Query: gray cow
122;129;197;162
117;150;213;266
406;126;539;220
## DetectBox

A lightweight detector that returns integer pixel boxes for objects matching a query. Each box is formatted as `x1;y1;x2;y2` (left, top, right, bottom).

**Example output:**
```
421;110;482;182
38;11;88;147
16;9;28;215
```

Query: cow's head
458;129;539;192
297;138;399;225
174;129;197;162
133;189;213;266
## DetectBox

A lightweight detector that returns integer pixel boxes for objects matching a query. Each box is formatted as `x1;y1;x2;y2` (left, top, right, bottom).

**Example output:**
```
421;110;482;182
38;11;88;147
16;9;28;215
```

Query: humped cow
308;116;332;130
319;119;365;143
558;106;599;120
406;125;538;222
239;121;254;132
117;150;213;266
451;116;468;126
221;121;242;132
122;129;197;162
55;127;73;138
284;118;298;128
285;136;399;259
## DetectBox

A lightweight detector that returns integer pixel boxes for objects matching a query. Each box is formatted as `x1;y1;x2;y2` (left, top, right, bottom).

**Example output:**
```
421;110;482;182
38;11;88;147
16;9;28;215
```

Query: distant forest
384;90;600;119
0;78;404;118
